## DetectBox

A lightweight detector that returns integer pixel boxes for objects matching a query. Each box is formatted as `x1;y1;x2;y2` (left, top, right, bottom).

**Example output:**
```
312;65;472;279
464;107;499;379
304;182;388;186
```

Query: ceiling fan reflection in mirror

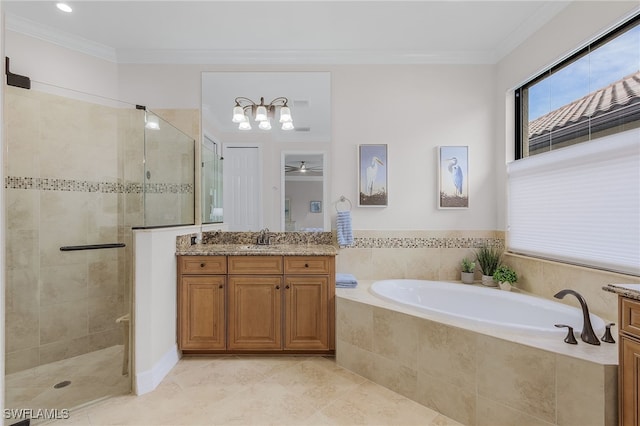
285;161;323;174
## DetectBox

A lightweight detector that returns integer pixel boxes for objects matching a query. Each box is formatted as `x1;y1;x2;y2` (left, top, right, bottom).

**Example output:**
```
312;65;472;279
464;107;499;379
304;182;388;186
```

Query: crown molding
115;48;495;65
5;13;117;62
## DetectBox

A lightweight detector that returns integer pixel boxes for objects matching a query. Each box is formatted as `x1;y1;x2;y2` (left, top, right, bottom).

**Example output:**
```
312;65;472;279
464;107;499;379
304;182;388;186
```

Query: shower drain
53;380;71;389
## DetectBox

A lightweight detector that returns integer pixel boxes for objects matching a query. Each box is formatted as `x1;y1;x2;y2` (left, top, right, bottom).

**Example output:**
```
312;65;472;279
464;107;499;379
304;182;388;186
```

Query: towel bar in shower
60;243;126;251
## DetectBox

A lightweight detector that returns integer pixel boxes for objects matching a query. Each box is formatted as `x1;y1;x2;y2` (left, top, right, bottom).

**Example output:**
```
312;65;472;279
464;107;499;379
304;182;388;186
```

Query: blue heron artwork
439;146;469;208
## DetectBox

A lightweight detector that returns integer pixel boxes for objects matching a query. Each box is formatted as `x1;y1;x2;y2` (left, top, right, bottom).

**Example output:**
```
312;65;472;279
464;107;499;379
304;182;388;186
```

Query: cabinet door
621;336;640;426
179;275;226;350
228;276;282;350
284;276;329;350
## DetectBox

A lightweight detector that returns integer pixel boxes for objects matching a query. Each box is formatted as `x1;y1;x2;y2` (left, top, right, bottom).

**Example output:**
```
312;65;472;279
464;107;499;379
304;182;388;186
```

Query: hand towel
336;211;354;247
336;273;358;288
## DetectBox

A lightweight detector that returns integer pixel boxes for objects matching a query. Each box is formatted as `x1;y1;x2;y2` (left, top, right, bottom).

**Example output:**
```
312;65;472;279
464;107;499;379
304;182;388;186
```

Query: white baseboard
134;344;180;395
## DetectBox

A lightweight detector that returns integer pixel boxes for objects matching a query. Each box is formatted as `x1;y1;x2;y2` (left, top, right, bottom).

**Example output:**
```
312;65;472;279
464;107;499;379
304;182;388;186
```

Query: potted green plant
461;258;475;284
475;245;502;287
493;264;518;291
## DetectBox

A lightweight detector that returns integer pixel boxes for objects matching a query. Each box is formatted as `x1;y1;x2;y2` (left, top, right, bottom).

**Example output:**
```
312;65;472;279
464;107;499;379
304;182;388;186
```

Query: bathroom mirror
281;152;329;232
201;71;331;231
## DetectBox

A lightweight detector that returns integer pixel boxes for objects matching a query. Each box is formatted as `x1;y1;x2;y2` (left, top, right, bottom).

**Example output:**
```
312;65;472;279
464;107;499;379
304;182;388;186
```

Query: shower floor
4;345;131;425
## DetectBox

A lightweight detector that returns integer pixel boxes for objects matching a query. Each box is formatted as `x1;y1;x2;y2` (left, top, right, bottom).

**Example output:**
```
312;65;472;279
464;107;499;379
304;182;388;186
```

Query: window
515;14;639;158
509;14;640;276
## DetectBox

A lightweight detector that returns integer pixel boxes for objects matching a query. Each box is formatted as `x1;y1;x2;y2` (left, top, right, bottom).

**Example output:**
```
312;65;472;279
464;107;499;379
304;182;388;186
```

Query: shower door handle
60;243;126;251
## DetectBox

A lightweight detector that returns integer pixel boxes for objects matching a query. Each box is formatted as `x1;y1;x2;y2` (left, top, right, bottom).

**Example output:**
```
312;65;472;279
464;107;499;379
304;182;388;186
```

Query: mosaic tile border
350;236;504;249
177;231;502;251
5;177;193;195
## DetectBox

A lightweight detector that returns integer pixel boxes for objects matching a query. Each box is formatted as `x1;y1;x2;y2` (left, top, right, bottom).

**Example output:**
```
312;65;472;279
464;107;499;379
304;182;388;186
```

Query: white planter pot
498;281;512;291
481;274;497;287
461;272;475;284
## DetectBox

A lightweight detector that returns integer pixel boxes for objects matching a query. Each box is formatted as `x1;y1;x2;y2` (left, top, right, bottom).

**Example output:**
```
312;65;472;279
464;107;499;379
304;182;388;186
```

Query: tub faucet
553;289;600;345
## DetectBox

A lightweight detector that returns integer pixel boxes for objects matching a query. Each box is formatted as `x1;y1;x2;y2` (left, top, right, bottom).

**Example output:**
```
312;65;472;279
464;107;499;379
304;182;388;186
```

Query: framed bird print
438;146;469;209
358;144;388;207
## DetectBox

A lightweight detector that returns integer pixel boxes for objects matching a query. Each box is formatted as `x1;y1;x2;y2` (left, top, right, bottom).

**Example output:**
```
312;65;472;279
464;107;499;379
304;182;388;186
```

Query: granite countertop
176;243;337;256
602;283;640;301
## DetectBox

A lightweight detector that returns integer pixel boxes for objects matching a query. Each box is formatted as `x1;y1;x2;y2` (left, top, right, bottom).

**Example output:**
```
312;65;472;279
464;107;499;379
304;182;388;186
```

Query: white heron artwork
447;157;463;196
366;156;384;196
359;144;388;206
439;146;468;208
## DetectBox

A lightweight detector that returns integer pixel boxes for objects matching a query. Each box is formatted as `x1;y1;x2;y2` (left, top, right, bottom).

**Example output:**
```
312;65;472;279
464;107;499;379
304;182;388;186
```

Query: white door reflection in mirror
224;146;262;231
282;152;328;232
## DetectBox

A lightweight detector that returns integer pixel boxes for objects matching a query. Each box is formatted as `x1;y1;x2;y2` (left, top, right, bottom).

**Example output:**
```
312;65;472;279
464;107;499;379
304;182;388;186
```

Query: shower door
4;85;136;419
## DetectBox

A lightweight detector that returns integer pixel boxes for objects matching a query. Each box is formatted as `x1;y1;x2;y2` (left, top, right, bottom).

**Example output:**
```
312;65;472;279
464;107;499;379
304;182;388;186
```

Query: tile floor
40;355;461;425
5;345;131;426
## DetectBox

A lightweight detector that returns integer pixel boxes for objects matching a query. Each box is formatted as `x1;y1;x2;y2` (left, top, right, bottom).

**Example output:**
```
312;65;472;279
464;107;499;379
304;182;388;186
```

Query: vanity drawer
620;297;640;337
285;256;331;275
180;256;227;275
228;256;283;275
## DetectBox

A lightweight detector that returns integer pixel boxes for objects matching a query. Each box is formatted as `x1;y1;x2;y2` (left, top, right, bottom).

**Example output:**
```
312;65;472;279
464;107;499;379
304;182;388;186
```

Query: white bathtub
369;279;606;336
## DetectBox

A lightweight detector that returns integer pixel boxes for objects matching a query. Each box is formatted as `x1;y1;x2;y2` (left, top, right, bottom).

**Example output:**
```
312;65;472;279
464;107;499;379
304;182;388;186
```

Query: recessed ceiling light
56;3;72;13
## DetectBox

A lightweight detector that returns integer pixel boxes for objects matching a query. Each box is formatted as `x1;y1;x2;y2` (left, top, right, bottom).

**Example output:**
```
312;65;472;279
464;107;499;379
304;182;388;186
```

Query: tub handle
554;324;578;344
601;323;616;344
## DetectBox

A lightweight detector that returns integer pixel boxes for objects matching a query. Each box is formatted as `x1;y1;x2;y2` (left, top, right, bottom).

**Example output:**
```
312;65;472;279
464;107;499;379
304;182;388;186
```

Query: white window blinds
507;129;640;276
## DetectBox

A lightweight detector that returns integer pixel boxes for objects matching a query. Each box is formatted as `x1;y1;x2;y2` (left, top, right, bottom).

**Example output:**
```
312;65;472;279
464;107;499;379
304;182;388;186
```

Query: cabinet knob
275;285;280;290
200;263;205;268
304;263;309;268
285;285;290;289
218;284;224;289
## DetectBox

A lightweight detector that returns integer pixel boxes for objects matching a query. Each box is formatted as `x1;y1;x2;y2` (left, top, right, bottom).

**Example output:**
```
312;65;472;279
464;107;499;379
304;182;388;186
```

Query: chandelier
232;97;294;131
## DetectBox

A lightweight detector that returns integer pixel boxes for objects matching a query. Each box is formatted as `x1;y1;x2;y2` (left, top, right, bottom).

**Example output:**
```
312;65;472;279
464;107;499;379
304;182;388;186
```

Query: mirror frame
281;150;330;232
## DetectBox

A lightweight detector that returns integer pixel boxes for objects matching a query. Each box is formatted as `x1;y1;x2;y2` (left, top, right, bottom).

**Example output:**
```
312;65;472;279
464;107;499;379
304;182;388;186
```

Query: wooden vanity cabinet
178;254;335;354
228;256;283;351
619;297;640;426
177;256;227;351
284;256;332;350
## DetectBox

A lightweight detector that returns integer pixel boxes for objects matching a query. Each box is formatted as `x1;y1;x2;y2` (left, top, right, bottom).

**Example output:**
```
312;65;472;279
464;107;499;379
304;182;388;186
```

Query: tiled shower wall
3;87;139;373
336;230;639;321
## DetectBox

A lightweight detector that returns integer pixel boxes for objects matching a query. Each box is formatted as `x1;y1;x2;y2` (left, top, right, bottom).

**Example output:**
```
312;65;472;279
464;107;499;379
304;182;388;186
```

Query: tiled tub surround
336;281;618;426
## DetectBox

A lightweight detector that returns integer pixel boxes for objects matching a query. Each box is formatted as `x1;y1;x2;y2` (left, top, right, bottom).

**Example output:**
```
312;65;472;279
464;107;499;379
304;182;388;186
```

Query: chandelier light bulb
281;121;295;131
279;106;292;123
258;119;272;130
255;105;268;122
232;106;245;123
238;119;251;130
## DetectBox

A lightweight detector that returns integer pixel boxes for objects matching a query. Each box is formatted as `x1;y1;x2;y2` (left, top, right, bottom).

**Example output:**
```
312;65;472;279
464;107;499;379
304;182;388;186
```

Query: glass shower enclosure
3;84;194;422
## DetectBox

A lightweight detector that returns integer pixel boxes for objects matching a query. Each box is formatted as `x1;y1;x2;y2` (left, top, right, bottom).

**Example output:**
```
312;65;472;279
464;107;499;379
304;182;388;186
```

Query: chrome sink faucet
554;289;600;345
256;228;271;245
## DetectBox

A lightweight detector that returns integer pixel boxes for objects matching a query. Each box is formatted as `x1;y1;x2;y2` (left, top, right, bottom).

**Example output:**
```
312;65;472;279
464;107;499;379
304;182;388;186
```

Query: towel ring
336;195;352;212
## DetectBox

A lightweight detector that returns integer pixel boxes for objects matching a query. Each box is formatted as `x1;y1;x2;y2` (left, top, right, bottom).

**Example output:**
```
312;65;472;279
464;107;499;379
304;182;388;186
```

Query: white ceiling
3;1;571;65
